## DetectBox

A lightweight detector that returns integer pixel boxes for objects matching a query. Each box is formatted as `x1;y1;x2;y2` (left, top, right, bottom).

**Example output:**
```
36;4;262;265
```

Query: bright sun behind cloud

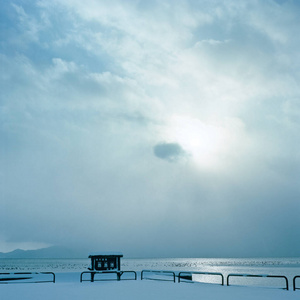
164;115;233;169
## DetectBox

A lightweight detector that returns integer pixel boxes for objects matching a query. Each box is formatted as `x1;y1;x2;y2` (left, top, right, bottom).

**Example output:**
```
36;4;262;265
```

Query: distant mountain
0;246;86;259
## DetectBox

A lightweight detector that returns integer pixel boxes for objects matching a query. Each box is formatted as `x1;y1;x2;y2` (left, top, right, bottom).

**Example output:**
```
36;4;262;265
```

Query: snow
88;252;123;257
0;272;299;300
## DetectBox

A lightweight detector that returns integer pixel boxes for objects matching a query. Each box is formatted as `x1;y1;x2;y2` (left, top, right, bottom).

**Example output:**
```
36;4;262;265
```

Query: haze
1;0;299;258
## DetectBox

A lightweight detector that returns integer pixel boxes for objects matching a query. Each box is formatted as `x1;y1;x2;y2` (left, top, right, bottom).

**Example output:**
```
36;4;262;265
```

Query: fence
80;270;137;282
0;272;55;284
293;276;300;291
226;273;289;290
141;270;176;282
178;271;224;285
0;269;299;291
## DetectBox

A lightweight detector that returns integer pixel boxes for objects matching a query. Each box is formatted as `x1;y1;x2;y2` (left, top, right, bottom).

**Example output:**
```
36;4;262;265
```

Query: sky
0;0;300;258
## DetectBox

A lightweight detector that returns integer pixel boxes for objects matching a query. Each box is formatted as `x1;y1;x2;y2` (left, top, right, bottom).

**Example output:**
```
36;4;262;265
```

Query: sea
1;257;300;289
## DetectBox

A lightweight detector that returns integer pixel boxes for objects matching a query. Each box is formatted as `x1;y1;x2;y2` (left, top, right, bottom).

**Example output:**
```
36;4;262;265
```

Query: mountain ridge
0;246;86;259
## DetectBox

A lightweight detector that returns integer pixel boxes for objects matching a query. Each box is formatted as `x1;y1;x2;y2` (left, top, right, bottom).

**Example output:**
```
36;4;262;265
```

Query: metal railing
80;271;137;282
178;271;224;285
227;273;289;290
0;272;55;284
0;268;296;291
293;276;300;291
141;270;176;282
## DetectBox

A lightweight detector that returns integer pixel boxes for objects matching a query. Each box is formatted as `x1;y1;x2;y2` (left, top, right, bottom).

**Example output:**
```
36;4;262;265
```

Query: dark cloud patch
153;142;187;162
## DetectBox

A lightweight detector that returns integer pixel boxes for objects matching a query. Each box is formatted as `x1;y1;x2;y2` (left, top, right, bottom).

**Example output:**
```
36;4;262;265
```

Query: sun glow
164;115;232;168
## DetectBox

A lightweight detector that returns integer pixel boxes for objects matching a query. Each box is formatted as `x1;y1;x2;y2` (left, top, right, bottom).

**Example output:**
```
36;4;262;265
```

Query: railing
178;271;224;285
227;273;289;290
141;270;176;282
293;276;300;291
0;268;296;291
0;272;55;284
80;271;137;282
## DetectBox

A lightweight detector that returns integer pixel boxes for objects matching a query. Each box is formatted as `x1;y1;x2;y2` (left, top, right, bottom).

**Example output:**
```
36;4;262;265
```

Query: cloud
153;142;188;162
0;0;300;257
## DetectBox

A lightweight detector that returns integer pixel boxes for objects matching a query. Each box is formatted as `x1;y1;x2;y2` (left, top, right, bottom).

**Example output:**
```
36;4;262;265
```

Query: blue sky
1;0;300;257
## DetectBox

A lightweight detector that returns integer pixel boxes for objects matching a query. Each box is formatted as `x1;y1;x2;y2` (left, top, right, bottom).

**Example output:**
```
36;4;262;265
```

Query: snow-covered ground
1;272;299;300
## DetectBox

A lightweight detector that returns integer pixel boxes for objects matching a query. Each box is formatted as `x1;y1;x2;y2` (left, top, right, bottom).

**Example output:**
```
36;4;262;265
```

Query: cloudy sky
1;0;300;258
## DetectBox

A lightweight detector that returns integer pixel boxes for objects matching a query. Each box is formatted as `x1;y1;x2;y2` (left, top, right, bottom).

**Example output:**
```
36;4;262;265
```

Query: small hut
88;252;123;271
